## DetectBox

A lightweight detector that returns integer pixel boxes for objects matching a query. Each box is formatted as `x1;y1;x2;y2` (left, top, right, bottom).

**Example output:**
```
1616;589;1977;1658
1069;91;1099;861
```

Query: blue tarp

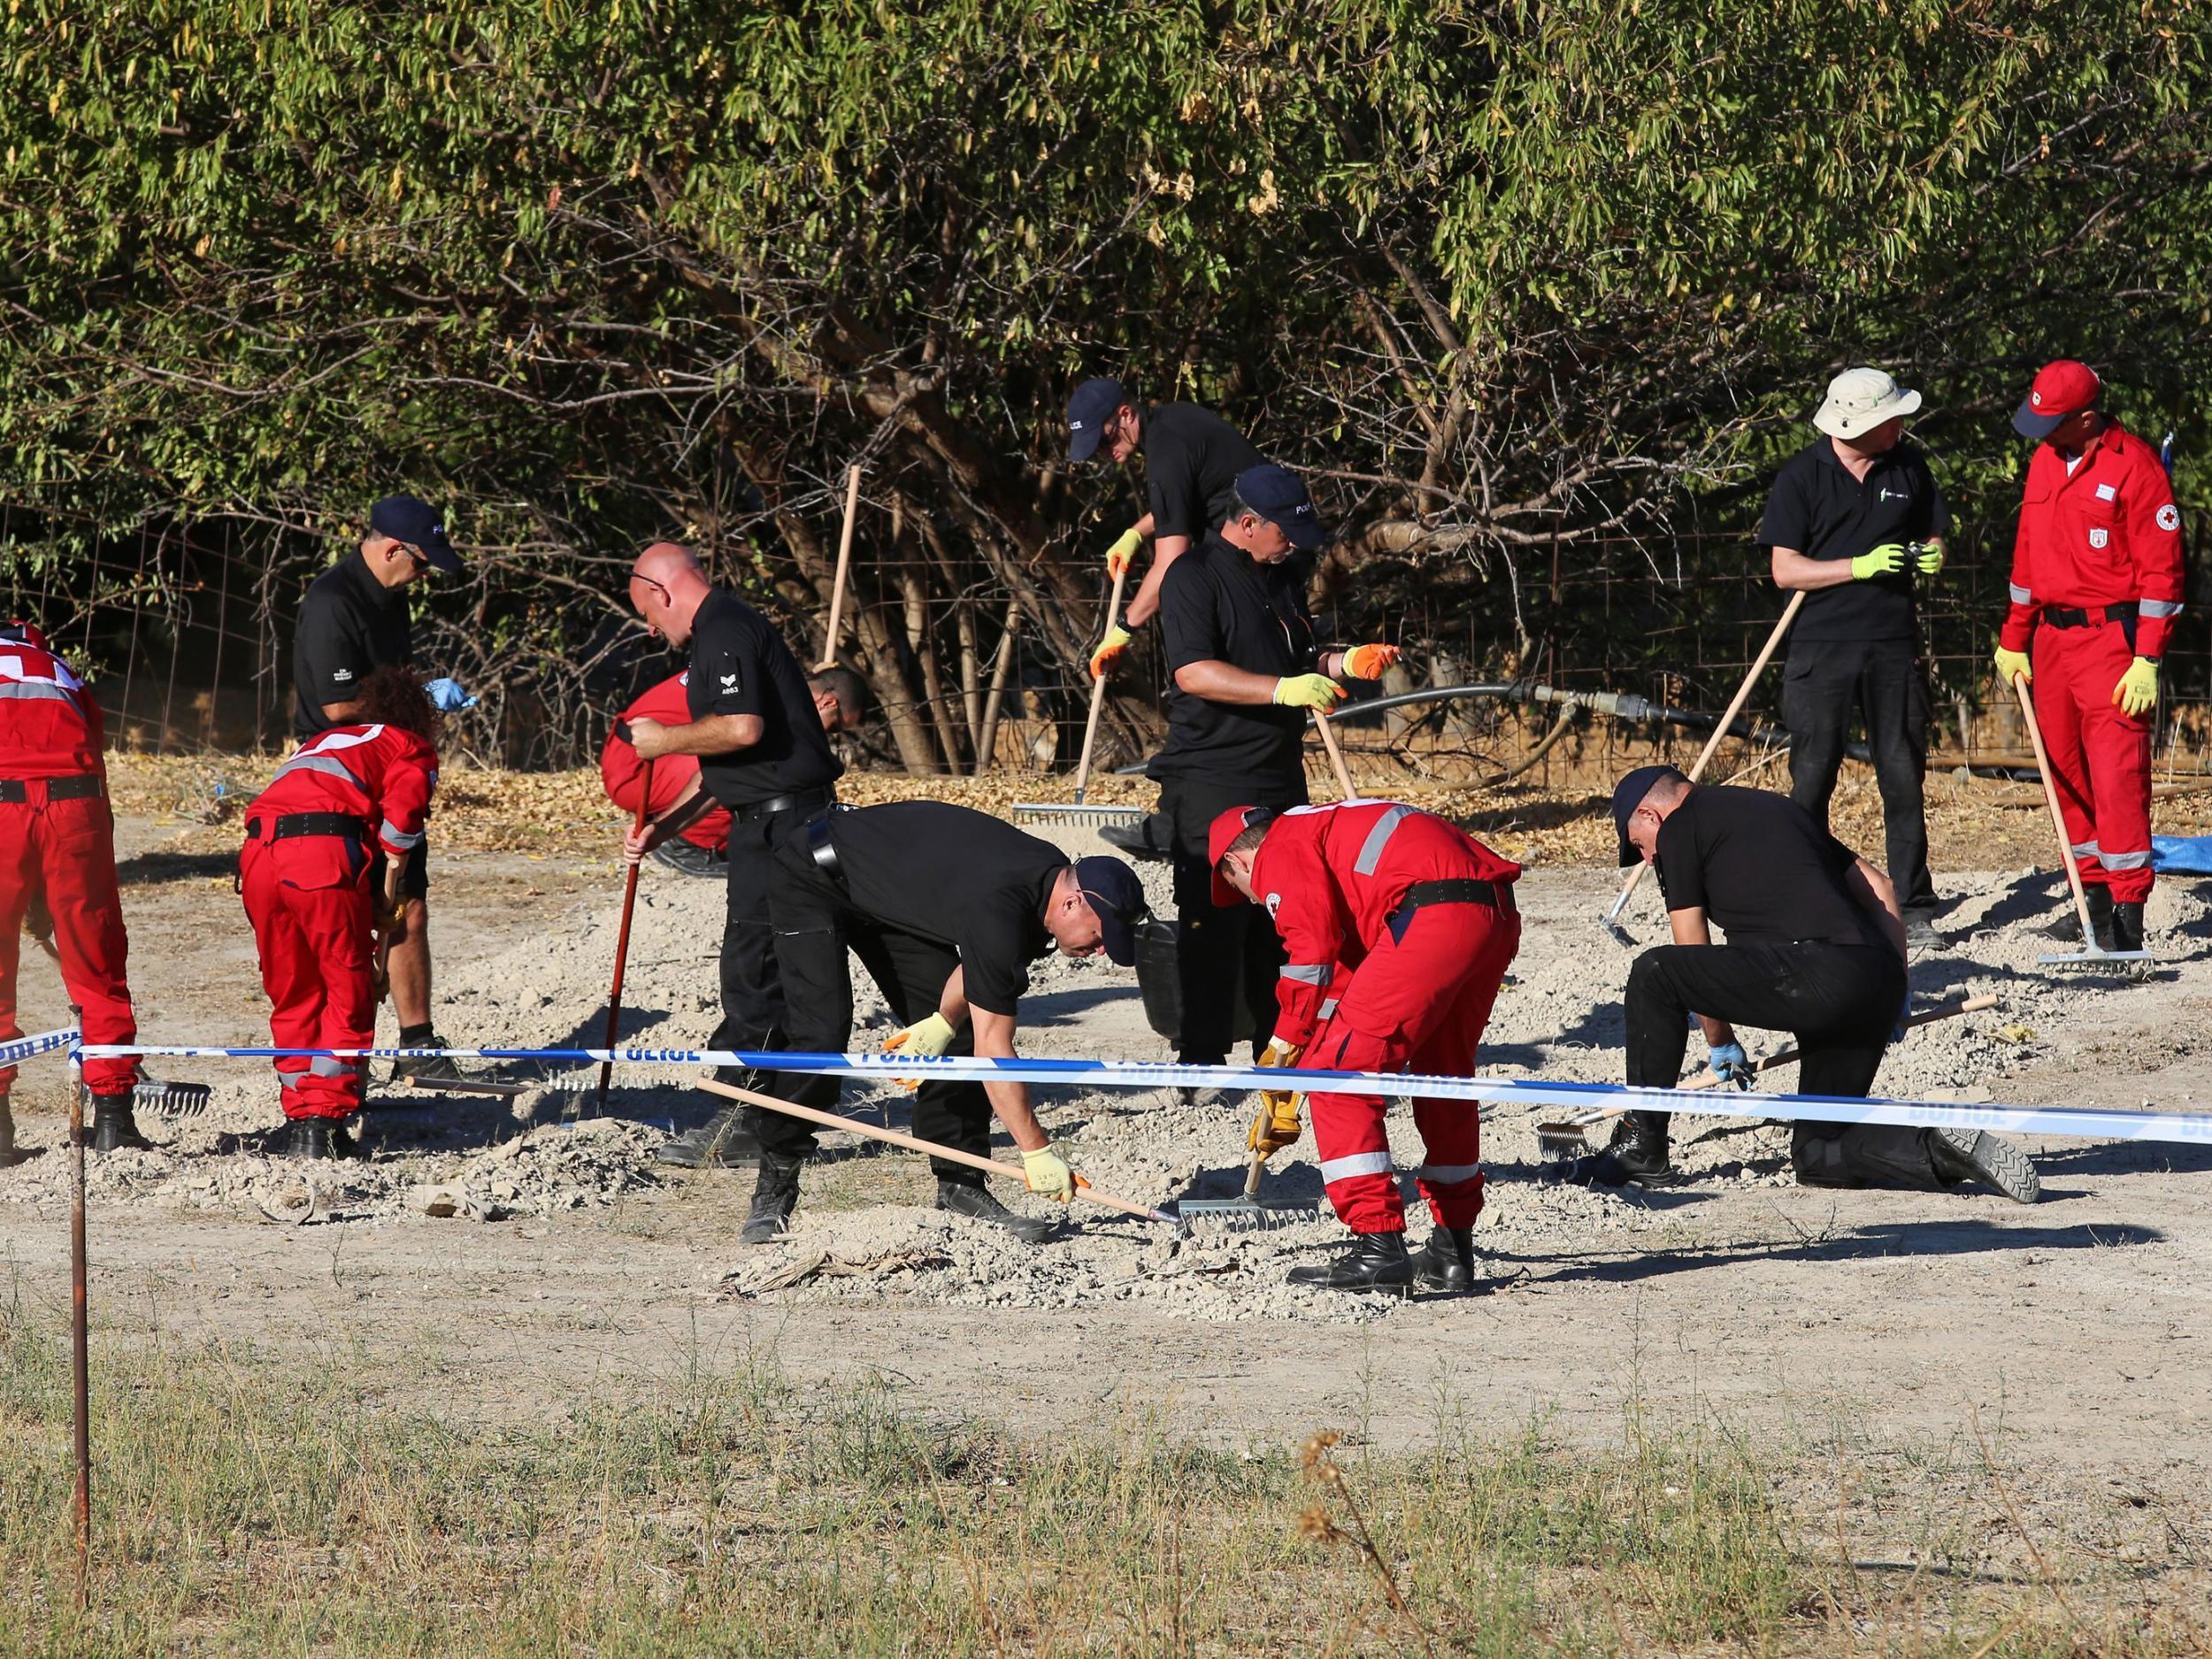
2153;835;2212;874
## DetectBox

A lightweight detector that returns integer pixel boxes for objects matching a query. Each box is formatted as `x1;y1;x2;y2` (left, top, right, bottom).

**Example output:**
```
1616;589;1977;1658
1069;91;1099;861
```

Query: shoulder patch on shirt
2095;482;2118;502
2158;503;2182;533
332;667;353;683
718;672;739;691
1265;893;1281;918
678;670;690;686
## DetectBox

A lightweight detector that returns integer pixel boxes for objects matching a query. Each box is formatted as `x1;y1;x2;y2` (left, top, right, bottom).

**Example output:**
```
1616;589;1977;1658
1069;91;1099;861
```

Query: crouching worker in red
0;619;144;1156
239;667;439;1159
1210;801;1522;1295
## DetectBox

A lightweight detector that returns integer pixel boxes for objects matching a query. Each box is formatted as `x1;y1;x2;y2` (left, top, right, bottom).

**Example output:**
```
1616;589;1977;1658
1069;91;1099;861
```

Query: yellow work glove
1341;643;1400;680
1088;622;1133;680
1993;645;2032;687
1850;543;1909;580
1021;1141;1087;1202
2114;657;2159;718
1271;673;1345;710
1104;526;1142;580
883;1011;957;1089
1912;541;1945;576
1248;1038;1302;1158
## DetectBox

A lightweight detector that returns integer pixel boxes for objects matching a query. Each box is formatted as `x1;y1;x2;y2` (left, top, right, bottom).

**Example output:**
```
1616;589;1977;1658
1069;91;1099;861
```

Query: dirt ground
4;777;2211;1526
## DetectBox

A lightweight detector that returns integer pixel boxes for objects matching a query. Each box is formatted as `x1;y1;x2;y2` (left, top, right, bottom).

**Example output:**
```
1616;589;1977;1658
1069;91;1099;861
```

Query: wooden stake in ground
816;464;863;672
596;757;654;1111
1602;589;1805;940
696;1076;1176;1225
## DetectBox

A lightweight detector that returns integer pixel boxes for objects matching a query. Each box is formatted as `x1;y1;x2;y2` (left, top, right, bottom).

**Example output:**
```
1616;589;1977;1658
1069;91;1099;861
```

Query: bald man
620;542;868;1168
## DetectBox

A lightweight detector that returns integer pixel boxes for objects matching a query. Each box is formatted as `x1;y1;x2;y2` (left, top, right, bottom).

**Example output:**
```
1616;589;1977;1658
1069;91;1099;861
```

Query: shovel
2009;672;2152;970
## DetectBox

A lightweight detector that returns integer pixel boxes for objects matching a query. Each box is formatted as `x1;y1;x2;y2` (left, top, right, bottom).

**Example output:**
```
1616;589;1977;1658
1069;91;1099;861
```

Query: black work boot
740;1154;805;1244
1543;1110;1671;1187
935;1179;1056;1244
2042;884;2114;949
89;1093;153;1154
649;838;726;879
0;1093;15;1164
1289;1231;1415;1295
2110;899;2147;955
657;1105;763;1170
1409;1227;1485;1294
1926;1127;2040;1205
285;1118;362;1161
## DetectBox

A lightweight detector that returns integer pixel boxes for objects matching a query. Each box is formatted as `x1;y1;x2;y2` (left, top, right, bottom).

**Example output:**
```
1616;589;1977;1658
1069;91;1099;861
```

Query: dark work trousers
758;832;992;1186
708;808;817;1072
1159;776;1305;1065
1624;940;1943;1189
1781;637;1936;914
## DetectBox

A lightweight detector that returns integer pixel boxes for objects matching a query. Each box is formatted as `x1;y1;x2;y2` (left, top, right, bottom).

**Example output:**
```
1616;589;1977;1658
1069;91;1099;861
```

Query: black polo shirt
1142;403;1263;541
1654;786;1885;949
292;553;413;738
1150;532;1318;796
1755;436;1947;643
826;802;1065;1018
685;588;843;809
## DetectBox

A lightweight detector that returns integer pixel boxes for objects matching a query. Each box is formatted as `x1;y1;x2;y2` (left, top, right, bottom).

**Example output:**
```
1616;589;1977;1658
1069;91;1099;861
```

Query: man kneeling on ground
1552;766;2036;1202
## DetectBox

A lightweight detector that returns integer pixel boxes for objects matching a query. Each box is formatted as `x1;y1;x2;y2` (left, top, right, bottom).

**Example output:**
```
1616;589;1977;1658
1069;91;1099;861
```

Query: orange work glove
1341;643;1400;680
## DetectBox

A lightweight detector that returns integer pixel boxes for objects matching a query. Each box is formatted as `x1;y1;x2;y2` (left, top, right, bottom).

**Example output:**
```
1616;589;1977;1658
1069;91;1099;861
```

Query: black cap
369;495;463;573
1071;854;1148;966
1066;377;1131;463
1610;765;1687;866
1231;463;1326;550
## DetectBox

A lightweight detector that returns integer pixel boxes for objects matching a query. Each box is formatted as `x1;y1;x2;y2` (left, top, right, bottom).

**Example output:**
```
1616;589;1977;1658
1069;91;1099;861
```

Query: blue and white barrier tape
61;1040;2212;1148
2;1025;81;1067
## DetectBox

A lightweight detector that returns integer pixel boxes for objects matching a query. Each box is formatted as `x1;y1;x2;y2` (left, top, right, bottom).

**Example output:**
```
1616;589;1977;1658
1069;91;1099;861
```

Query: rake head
2036;945;2154;972
1176;1197;1315;1235
1010;800;1148;826
134;1079;212;1122
1535;1121;1591;1162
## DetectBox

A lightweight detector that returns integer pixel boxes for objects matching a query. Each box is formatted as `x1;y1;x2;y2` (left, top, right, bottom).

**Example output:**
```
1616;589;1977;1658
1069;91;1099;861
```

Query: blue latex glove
426;677;478;712
1707;1041;1754;1089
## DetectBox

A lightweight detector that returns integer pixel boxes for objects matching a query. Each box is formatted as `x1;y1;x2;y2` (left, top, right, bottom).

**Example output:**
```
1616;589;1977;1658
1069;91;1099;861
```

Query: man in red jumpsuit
1210;800;1522;1295
1994;360;2185;954
600;671;733;878
239;666;440;1158
0;620;145;1156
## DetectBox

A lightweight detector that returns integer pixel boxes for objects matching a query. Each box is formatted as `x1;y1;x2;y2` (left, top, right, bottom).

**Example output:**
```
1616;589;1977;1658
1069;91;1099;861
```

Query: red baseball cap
2014;359;2101;440
1207;804;1278;906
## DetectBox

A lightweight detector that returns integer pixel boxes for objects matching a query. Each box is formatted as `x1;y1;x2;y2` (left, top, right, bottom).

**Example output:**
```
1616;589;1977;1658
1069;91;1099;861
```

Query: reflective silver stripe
0;681;76;703
2101;849;2152;870
274;754;364;788
1417;1163;1482;1185
1279;963;1331;986
1352;804;1412;876
1317;997;1340;1021
2141;599;2183;618
380;820;424;850
1318;1150;1393;1184
310;1055;354;1078
2070;840;2101;860
2008;582;2033;605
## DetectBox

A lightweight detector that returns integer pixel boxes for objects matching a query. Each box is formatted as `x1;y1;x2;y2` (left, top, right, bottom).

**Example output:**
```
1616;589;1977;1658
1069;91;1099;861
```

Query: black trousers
1781;637;1936;913
757;828;991;1185
1625;940;1941;1189
1159;775;1304;1065
709;810;797;1061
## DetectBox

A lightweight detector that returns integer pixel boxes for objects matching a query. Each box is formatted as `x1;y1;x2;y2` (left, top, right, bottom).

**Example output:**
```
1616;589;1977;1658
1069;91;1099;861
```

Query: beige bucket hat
1812;367;1922;440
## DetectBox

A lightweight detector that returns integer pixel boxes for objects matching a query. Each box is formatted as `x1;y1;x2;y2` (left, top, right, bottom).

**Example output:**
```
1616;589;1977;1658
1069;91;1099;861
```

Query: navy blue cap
1071;854;1148;965
1066;377;1131;463
1611;765;1688;866
369;495;463;573
1232;463;1326;550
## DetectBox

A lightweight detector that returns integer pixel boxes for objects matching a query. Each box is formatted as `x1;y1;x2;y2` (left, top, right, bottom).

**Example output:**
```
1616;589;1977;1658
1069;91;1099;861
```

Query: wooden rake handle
1314;708;1358;801
2009;671;2101;943
1071;557;1131;803
816;464;863;672
697;1076;1175;1225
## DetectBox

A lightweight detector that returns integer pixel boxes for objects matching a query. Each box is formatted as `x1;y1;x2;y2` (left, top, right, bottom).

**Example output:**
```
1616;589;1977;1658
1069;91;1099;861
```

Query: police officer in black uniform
1759;368;1949;942
1148;463;1395;1075
619;541;867;1167
291;495;466;1074
746;801;1149;1245
1551;764;2039;1204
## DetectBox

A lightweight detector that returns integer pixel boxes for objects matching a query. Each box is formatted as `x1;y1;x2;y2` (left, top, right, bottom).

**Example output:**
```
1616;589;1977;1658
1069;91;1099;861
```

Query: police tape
1;1025;81;1067
58;1039;2212;1148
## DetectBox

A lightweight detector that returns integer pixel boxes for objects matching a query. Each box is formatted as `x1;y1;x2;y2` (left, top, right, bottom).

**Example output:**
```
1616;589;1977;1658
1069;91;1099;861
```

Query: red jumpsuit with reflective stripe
599;672;732;852
2000;421;2185;902
0;641;138;1096
239;724;438;1119
1249;802;1521;1233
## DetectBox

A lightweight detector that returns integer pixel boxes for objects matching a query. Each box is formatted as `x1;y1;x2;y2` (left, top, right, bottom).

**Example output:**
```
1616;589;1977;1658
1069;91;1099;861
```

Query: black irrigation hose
1117;681;2042;782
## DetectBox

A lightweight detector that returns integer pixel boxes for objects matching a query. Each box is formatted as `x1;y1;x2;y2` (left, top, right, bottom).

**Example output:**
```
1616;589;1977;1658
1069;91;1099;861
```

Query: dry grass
0;1300;2202;1657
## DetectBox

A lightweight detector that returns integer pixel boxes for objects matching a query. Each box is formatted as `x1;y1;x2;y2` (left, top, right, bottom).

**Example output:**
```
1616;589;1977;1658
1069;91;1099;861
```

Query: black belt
733;786;835;824
2042;602;2138;630
0;773;102;803
1387;878;1517;926
247;812;368;842
804;813;844;881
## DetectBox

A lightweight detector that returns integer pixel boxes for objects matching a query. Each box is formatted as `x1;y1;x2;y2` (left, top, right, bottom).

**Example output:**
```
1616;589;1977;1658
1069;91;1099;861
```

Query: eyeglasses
629;570;672;603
